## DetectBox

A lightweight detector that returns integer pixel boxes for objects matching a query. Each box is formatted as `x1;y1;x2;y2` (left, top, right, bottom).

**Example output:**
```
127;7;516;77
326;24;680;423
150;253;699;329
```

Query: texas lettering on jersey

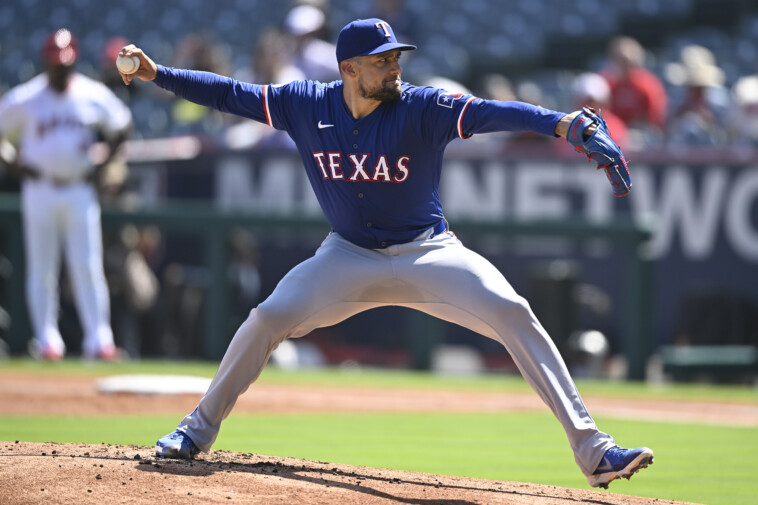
152;66;565;248
312;152;410;183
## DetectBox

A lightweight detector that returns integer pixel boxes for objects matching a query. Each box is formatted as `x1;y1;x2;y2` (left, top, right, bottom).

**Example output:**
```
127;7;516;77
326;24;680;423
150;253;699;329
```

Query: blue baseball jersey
154;66;564;248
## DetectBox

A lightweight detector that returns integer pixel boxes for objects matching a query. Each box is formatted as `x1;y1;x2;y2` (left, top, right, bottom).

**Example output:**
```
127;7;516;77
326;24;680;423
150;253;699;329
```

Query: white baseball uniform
0;72;132;357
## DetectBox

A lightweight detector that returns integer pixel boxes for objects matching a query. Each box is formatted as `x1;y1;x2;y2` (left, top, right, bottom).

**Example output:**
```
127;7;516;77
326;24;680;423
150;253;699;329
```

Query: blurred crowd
69;0;758;151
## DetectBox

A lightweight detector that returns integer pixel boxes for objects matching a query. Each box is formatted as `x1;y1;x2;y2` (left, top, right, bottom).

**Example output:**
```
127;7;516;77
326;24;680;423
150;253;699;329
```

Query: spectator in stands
169;32;235;136
104;224;160;358
479;73;517;102
572;72;628;149
600;36;667;144
283;3;340;82
420;75;472;95
236;28;305;85
226;28;302;150
227;229;262;330
730;74;758;146
665;45;731;146
372;0;420;46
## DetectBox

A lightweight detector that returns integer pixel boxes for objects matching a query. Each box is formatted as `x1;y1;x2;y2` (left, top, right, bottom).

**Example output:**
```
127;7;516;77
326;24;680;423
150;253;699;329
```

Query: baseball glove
567;107;631;197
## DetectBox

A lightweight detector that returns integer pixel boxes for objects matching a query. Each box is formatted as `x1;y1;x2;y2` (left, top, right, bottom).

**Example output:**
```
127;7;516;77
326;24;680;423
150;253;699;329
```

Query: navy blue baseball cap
336;18;416;63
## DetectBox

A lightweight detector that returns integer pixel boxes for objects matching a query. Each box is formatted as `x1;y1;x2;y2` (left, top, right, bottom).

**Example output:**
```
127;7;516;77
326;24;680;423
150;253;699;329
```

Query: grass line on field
2;358;758;404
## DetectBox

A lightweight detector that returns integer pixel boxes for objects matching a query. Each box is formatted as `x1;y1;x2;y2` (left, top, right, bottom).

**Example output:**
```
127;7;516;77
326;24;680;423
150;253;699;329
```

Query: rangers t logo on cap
375;21;392;38
336;18;416;62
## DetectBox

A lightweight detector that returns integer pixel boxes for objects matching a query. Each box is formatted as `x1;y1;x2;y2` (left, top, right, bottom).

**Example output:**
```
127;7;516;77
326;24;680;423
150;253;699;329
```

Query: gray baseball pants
177;229;614;475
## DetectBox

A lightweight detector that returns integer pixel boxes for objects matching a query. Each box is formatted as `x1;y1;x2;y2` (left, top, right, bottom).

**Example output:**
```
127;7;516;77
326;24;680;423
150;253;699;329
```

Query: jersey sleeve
263;80;317;133
417;86;565;149
415;87;478;149
461;99;565;138
153;65;286;128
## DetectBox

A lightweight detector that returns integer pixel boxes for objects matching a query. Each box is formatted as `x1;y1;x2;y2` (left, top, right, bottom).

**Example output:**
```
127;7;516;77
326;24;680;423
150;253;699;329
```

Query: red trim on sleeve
457;97;477;139
262;85;273;127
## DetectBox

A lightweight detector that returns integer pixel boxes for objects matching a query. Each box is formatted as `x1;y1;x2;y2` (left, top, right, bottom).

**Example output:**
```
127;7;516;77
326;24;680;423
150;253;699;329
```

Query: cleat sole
587;449;653;489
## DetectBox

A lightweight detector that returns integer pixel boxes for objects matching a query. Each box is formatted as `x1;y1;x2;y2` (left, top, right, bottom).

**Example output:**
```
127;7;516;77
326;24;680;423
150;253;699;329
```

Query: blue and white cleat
587;445;654;489
155;430;199;459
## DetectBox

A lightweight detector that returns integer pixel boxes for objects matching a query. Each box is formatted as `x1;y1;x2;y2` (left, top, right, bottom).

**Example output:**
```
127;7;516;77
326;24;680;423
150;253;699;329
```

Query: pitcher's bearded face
355;50;403;102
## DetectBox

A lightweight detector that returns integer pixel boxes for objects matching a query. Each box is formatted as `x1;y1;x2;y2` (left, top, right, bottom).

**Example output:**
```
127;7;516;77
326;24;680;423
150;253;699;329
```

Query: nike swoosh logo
318;121;334;129
595;457;613;472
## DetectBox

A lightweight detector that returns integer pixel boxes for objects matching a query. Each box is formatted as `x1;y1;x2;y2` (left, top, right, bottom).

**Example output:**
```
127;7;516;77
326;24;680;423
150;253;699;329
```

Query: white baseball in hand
116;55;140;74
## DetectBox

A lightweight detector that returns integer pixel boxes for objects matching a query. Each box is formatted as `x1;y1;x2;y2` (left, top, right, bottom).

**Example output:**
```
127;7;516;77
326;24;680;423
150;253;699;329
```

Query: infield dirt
2;371;742;504
2;441;698;505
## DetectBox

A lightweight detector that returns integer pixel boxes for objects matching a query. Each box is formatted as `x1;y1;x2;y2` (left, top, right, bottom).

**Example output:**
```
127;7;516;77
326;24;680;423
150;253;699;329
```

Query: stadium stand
1;0;757;138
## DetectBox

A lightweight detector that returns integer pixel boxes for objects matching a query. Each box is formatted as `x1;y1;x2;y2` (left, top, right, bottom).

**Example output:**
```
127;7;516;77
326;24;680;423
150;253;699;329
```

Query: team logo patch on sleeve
436;92;463;108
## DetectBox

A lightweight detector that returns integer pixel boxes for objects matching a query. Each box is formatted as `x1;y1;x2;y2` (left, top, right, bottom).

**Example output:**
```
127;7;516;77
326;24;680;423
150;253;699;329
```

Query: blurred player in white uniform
0;28;133;360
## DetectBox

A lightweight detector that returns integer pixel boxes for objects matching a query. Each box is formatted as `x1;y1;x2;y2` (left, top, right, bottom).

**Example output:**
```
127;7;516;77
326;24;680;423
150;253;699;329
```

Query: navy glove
567;107;631;197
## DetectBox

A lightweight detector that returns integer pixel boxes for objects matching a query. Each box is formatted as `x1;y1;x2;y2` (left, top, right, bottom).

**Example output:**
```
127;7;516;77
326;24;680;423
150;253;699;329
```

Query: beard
359;78;401;102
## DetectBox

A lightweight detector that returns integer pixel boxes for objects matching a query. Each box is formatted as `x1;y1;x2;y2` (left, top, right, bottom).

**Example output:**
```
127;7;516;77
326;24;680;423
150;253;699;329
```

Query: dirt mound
1;372;726;504
0;441;696;505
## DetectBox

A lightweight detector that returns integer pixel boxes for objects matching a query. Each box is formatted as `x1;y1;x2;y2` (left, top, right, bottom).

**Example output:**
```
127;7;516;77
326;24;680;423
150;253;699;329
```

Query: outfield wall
1;139;756;377
124;140;758;353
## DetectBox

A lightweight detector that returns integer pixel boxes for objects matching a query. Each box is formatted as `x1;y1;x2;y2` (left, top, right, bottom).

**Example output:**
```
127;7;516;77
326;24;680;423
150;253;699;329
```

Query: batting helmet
42;28;79;66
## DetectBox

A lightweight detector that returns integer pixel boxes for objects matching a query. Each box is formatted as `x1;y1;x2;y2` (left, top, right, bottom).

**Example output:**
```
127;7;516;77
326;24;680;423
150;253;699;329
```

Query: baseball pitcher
119;18;647;488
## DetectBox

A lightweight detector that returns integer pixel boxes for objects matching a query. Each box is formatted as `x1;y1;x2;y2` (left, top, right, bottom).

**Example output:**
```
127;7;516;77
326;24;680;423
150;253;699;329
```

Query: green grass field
1;359;757;505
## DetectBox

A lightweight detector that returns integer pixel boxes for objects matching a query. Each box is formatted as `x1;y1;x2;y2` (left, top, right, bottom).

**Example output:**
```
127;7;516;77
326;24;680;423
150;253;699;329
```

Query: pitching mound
1;441;695;505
